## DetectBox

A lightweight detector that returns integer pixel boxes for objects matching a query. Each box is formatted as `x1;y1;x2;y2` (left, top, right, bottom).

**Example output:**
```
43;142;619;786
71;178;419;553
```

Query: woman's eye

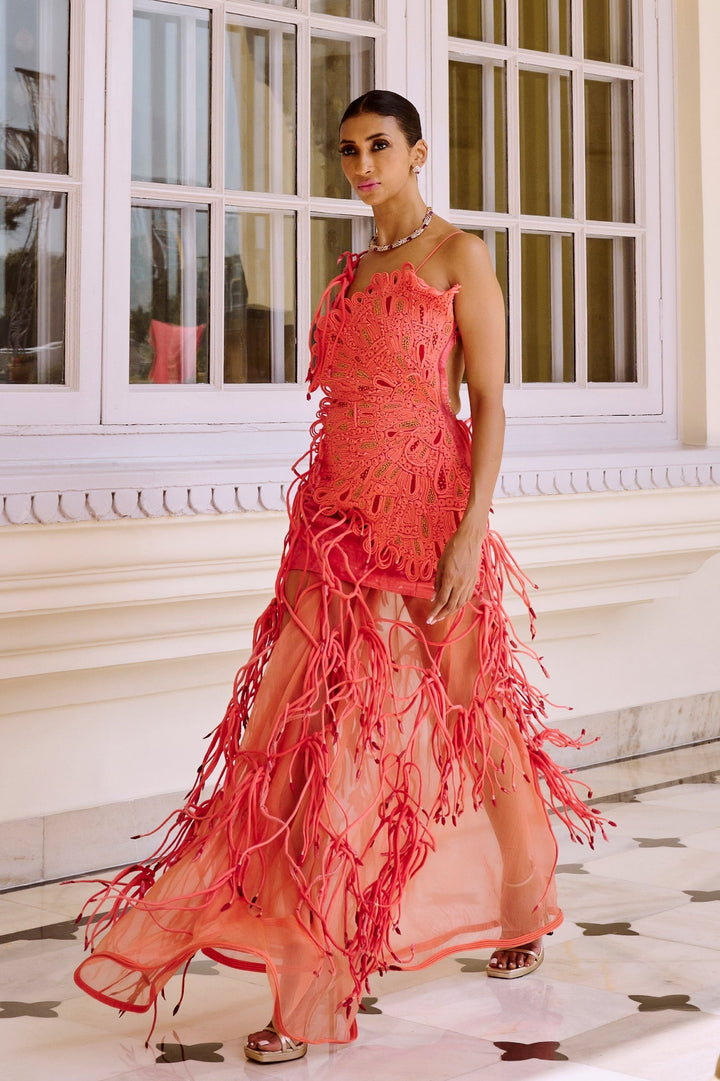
339;146;356;156
373;141;389;151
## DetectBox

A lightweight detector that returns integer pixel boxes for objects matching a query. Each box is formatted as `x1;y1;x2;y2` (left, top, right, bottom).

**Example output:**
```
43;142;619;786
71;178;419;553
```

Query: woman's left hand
426;520;485;625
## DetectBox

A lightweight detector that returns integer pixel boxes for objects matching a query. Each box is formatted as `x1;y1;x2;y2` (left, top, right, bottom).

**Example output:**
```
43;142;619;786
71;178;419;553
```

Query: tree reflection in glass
0;0;69;175
0;190;67;384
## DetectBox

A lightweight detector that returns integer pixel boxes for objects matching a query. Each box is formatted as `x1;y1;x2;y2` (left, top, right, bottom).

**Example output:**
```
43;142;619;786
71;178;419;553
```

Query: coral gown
74;241;604;1045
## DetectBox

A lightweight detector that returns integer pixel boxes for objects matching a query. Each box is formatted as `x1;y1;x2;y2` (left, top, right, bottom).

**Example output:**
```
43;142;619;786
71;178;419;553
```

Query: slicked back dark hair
340;90;423;147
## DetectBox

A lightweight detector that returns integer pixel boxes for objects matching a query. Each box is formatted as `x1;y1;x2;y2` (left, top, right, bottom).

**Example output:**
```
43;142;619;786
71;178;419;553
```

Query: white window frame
427;0;674;438
102;0;392;426
0;0;105;425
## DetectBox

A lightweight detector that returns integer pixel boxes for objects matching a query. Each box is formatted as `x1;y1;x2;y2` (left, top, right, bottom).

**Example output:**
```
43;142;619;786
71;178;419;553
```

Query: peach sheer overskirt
74;518;602;1045
75;255;606;1044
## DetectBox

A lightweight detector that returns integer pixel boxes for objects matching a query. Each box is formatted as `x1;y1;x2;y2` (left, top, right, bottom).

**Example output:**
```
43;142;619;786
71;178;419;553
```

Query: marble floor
2;741;720;1081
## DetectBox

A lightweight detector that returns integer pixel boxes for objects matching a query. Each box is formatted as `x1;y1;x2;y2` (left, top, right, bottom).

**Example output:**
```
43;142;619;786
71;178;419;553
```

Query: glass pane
449;59;507;213
587;236;636;382
252;0;296;6
519;68;573;218
311;215;372;312
311;35;374;198
448;0;505;44
132;2;210;187
224;210;296;384
519;0;570;55
522;232;575;383
585;77;634;223
311;0;375;18
130;205;209;384
0;190;66;384
226;20;296;194
584;0;632;66
0;0;69;174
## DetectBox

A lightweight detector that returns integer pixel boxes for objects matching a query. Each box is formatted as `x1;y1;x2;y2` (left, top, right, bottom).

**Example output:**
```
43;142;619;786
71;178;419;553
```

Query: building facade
2;0;720;885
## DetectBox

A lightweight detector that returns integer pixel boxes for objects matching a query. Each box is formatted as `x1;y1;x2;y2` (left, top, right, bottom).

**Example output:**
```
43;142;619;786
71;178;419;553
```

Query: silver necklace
368;207;434;253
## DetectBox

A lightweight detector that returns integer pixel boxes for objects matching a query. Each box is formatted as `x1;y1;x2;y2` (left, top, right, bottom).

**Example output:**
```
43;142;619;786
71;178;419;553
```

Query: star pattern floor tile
2;742;720;1081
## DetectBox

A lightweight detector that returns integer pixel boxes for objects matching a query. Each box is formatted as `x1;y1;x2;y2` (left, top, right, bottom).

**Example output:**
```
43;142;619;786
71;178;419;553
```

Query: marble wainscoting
1;692;720;889
549;690;720;769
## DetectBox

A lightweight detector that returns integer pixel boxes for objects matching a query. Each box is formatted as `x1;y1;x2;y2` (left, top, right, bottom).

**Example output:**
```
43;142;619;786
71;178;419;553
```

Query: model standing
75;91;603;1065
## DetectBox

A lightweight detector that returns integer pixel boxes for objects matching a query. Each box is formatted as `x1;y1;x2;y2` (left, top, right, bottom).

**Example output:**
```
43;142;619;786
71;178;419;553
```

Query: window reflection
587;236;635;382
585;77;634;223
226;20;296;195
311;0;374;18
129;205;209;384
519;0;570;55
449;59;507;213
311;35;374;198
522;232;575;383
584;0;632;66
132;2;210;187
519;68;573;218
0;190;66;384
0;0;69;174
448;0;505;44
224;210;295;384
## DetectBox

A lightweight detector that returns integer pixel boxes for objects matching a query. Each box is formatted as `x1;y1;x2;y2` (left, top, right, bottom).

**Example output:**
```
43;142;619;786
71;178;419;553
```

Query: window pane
519;68;573;218
226;20;296;194
311;35;374;198
311;1;375;18
0;0;69;174
522;232;575;383
587;236;636;382
253;0;296;6
311;215;372;312
132;2;210;187
584;0;632;66
448;0;505;44
585;77;634;223
519;0;571;55
0;190;66;384
449;59;507;213
130;205;209;384
224;210;296;384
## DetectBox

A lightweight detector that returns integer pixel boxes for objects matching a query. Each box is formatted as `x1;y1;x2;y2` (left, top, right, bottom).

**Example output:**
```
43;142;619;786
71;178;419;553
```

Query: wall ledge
2;486;720;682
2;448;720;526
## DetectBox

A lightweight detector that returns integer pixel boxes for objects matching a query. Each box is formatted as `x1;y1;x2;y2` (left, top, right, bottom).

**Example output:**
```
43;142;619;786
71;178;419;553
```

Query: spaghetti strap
415;230;464;272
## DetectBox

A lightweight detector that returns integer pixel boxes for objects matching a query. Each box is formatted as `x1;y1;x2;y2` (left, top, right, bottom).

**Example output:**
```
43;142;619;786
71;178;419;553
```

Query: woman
75;91;603;1065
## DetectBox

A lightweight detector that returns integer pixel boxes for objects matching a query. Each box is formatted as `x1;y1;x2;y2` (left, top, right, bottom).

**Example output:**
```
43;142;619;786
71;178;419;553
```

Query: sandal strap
266;1019;305;1051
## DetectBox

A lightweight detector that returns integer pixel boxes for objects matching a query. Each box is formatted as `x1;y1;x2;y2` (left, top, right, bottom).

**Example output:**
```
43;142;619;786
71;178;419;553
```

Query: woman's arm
426;234;506;625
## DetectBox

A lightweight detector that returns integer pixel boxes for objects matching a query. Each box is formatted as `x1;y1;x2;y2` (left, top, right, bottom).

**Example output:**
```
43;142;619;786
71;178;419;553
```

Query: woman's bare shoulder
424;220;491;276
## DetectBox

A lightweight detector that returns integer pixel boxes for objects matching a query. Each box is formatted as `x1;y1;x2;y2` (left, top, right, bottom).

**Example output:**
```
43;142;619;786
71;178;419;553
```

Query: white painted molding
2;460;720;526
3;486;720;685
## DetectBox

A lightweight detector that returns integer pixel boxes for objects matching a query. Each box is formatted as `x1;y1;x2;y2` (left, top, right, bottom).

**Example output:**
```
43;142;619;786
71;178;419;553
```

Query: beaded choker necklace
368;207;434;253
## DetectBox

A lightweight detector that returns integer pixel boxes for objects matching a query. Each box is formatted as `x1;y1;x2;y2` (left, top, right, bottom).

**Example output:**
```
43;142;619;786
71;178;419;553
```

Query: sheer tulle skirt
74;530;602;1045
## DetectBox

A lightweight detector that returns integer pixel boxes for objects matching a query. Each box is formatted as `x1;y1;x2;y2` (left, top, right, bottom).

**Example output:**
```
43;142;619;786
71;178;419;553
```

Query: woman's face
338;112;424;205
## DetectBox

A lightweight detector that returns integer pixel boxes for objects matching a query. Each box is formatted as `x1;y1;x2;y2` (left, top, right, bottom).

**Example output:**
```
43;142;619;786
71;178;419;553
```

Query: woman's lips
358;181;379;191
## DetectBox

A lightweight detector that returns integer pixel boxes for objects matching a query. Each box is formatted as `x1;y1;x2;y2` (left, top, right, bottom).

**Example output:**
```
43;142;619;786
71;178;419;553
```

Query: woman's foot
244;1020;308;1064
487;938;544;979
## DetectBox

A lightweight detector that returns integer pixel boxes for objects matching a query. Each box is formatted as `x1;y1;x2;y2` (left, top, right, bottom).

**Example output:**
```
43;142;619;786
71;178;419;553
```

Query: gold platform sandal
487;943;544;979
244;1019;308;1064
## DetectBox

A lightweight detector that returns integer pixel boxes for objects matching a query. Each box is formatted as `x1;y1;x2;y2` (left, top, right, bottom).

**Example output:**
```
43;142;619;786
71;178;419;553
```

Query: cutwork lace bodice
302;255;471;583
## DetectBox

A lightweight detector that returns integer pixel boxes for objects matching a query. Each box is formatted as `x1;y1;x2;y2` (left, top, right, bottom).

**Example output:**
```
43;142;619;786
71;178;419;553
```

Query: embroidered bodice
302;254;472;583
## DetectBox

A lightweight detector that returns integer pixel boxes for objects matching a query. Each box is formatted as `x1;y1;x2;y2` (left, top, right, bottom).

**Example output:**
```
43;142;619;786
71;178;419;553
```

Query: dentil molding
2;461;720;526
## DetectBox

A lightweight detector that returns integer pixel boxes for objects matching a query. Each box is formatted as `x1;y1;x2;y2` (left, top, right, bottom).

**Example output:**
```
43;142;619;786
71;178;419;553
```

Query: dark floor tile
0;1000;61;1018
629;994;700;1013
494;1040;568;1062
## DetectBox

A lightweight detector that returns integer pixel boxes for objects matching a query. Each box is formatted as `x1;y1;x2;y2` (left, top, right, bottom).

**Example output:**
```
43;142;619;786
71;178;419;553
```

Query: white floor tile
2;741;720;1081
